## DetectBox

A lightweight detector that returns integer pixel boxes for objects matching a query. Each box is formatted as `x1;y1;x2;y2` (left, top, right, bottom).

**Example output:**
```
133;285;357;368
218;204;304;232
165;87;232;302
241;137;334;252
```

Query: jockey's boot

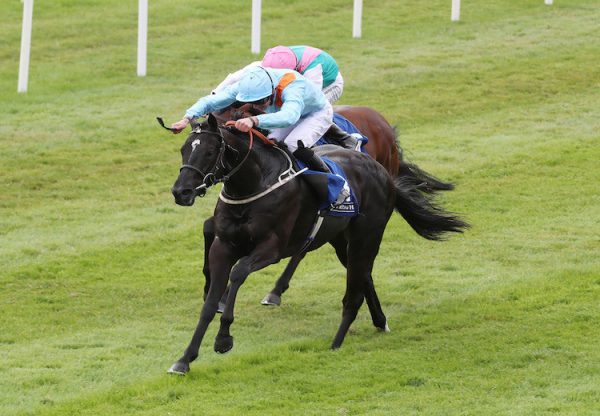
293;141;331;203
325;123;362;151
293;141;331;173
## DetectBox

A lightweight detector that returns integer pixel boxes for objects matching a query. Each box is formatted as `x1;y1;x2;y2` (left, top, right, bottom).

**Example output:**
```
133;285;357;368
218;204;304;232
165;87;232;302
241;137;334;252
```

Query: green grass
1;0;599;414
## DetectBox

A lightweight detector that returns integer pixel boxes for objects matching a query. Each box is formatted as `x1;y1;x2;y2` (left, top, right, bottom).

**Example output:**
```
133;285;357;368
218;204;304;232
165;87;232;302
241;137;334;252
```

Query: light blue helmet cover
236;66;274;102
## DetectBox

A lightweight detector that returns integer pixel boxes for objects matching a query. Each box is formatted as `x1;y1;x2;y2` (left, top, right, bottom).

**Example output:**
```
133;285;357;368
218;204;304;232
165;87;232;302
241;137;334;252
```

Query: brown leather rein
223;120;276;147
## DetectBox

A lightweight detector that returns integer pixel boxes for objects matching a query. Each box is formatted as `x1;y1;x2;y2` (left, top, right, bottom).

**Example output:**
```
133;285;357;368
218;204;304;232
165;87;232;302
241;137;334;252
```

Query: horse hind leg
261;252;306;306
331;269;366;349
330;235;389;333
364;275;390;332
330;234;383;349
330;233;348;267
329;155;395;347
261;231;345;307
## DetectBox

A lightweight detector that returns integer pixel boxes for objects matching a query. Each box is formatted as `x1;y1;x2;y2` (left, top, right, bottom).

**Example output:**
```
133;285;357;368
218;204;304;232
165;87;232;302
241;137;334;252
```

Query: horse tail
393;176;469;240
398;161;455;193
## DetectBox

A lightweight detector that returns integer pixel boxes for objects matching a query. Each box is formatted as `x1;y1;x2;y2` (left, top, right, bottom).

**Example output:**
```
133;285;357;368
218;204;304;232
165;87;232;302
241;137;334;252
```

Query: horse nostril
172;187;194;199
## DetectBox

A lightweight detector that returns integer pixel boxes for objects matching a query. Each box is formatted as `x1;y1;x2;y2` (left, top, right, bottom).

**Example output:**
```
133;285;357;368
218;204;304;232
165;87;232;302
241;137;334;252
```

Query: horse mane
391;125;403;160
220;126;290;180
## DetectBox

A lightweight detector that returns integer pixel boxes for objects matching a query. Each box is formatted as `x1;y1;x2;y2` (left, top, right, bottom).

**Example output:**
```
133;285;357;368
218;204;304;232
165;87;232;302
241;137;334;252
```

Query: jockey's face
248;97;272;113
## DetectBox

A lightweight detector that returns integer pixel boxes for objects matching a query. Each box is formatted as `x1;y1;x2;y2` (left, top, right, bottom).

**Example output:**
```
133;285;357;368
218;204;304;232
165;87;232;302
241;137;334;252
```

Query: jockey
170;66;333;173
213;45;344;104
209;46;359;150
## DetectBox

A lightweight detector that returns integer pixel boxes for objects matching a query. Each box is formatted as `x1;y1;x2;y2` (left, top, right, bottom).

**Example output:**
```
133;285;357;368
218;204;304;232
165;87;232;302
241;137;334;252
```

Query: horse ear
207;113;218;129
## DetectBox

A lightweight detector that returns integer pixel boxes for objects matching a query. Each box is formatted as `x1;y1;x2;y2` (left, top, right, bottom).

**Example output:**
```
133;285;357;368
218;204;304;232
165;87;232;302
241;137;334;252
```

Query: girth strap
296;212;326;254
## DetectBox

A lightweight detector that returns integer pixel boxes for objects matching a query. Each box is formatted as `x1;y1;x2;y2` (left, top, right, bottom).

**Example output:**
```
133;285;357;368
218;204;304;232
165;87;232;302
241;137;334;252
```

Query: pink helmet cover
262;46;297;70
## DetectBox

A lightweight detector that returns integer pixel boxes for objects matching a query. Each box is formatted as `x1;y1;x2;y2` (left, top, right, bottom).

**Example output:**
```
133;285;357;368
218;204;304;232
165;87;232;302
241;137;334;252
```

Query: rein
172;117;322;251
223;120;276;147
158;118;248;193
179;121;304;203
216;122;306;204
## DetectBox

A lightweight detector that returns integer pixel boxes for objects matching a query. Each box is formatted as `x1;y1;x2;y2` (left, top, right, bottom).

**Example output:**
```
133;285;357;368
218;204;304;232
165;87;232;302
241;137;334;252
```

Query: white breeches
322;72;344;104
268;102;333;151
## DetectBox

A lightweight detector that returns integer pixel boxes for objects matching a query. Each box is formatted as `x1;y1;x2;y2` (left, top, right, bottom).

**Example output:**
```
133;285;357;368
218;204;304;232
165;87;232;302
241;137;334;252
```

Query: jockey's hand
170;118;190;134
235;117;255;133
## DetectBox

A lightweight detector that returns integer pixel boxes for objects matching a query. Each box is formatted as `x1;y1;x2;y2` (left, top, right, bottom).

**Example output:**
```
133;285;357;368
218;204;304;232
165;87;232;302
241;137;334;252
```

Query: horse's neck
222;139;281;199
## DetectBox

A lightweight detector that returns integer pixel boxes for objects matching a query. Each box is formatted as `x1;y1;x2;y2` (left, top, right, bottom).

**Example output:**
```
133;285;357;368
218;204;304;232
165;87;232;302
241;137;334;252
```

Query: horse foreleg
202;217;228;313
168;239;235;375
201;217;216;301
261;252;306;306
215;234;281;353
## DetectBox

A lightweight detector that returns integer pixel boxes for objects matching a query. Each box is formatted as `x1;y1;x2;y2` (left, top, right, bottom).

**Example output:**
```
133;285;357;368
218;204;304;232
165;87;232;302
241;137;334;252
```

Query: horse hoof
167;361;189;375
261;293;281;306
217;301;226;314
377;322;391;333
214;334;234;354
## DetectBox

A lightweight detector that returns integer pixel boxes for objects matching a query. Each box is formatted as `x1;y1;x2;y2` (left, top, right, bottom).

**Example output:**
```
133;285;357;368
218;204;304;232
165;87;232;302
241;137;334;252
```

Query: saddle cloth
297;157;359;217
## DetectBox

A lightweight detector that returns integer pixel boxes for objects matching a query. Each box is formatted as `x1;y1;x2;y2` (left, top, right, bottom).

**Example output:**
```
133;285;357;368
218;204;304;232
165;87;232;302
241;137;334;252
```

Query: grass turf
1;0;599;414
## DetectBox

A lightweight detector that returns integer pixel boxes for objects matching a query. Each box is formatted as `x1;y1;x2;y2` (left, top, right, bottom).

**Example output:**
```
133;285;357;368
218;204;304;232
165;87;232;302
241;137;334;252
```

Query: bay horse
202;105;456;308
335;105;453;191
168;114;467;374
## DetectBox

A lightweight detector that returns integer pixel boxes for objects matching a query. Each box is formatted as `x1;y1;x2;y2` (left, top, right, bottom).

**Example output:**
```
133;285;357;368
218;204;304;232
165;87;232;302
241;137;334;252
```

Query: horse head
171;113;269;206
171;114;229;206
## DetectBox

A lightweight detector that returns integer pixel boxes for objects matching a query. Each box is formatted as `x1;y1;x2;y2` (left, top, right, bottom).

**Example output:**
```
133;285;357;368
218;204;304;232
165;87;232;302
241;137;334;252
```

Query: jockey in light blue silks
169;66;352;209
171;66;333;152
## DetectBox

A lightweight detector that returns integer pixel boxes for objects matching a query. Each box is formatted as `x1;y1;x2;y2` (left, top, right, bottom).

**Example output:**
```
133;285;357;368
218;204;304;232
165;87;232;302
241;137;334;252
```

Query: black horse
168;114;467;374
202;105;457;308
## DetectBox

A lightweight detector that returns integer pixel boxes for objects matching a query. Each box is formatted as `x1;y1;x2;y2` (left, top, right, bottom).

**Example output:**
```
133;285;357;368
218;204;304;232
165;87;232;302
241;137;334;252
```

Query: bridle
160;116;303;203
179;124;251;197
183;125;306;204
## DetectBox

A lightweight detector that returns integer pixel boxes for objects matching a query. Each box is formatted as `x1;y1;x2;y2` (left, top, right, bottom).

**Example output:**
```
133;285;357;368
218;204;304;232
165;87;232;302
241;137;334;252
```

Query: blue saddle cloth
297;157;359;217
315;113;369;152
